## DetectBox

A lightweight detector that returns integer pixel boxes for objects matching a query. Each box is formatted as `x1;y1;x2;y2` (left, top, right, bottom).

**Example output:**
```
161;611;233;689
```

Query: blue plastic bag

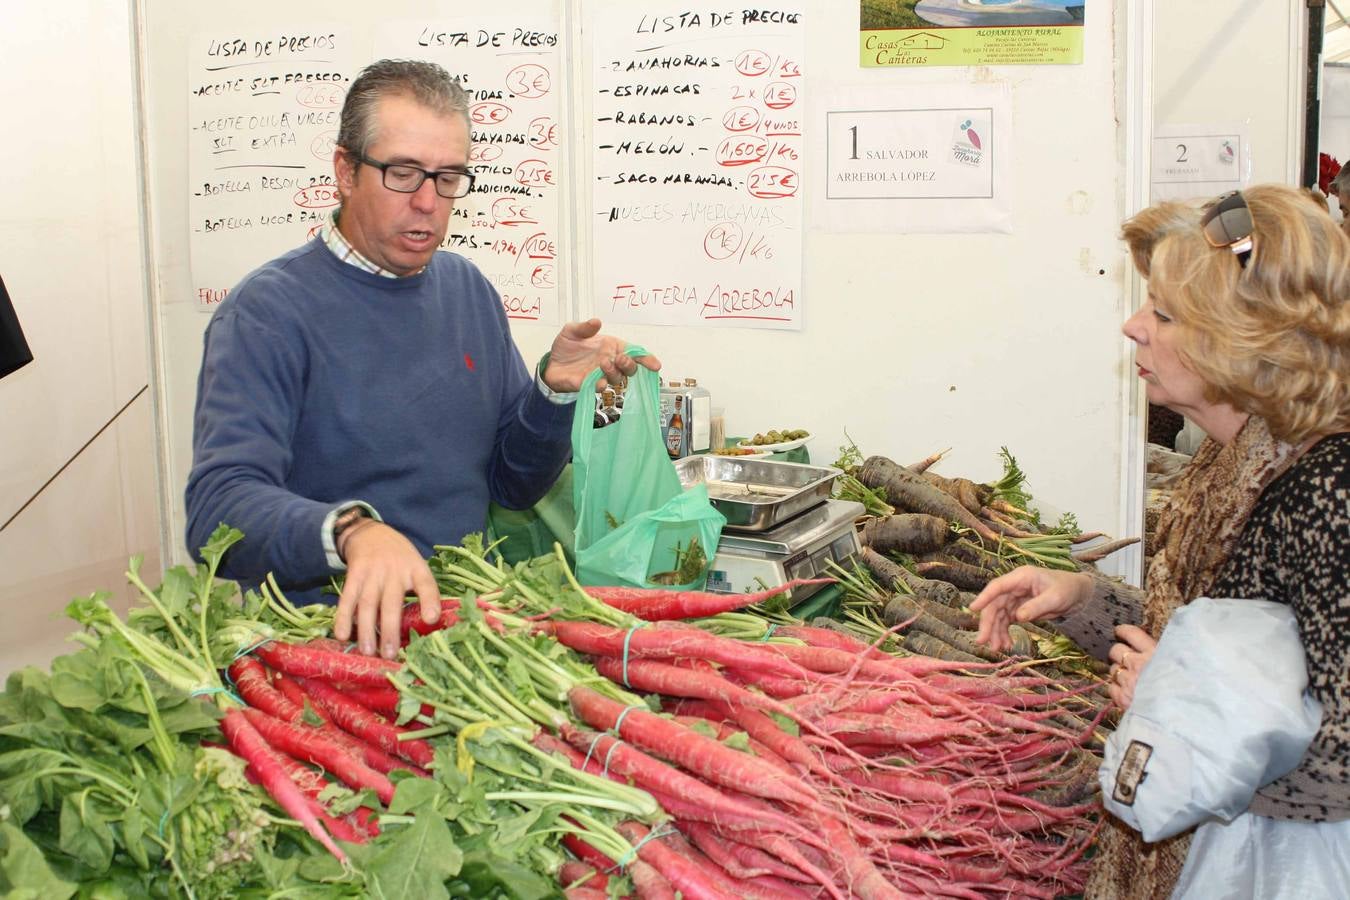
571;348;724;588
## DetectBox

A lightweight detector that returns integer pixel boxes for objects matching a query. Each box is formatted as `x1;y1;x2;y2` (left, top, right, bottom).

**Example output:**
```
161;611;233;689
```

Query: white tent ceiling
1327;1;1350;63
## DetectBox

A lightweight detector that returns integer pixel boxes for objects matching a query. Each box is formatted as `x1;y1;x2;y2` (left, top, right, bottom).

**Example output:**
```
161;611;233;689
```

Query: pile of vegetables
2;525;1109;898
0;530;637;898
427;543;1103;898
833;442;1137;669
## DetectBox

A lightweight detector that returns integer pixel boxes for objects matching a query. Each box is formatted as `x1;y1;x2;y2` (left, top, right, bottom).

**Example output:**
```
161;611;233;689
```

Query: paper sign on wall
375;20;565;323
1150;125;1250;204
817;83;1012;233
187;23;563;324
591;6;806;330
187;28;363;311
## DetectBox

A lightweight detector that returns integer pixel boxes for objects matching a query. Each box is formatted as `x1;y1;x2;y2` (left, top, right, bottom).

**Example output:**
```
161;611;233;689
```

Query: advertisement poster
816;83;1012;233
860;1;1087;68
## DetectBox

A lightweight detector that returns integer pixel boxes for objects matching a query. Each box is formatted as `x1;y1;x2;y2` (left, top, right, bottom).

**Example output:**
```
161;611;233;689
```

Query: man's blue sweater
185;240;573;602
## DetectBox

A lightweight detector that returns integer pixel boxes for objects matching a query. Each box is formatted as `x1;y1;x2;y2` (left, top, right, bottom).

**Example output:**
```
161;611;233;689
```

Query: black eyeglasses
349;151;475;199
1200;190;1254;268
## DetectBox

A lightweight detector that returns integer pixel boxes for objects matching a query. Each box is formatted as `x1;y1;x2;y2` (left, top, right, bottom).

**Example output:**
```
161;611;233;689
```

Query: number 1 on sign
849;125;859;160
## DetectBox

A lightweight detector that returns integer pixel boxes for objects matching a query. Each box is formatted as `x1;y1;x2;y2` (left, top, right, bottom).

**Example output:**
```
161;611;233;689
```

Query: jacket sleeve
184;289;336;584
1052;569;1146;661
1099;597;1323;842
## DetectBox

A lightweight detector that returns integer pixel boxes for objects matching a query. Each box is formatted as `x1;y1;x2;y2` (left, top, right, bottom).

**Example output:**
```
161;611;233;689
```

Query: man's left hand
542;318;660;392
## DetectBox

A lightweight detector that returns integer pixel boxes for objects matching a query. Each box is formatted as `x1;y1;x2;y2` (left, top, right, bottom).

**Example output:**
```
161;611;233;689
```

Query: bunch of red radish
532;615;1102;899
216;578;1101;897
213;594;590;868
218;638;431;864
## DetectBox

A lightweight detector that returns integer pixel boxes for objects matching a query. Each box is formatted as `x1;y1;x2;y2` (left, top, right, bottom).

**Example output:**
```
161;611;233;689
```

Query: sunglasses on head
1200;190;1254;268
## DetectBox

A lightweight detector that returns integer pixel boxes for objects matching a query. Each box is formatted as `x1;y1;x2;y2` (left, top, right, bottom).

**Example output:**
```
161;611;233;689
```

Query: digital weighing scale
704;498;864;603
674;455;864;605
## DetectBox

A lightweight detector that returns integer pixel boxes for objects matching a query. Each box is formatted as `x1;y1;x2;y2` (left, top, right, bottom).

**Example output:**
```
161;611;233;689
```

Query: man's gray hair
1332;162;1350;196
337;59;469;156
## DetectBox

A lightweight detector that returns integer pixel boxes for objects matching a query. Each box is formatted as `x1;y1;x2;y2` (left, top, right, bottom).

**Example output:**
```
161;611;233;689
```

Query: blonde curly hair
1121;184;1350;444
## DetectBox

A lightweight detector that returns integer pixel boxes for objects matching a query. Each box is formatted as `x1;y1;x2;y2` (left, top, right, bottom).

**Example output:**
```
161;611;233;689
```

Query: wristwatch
333;505;370;561
333;505;368;536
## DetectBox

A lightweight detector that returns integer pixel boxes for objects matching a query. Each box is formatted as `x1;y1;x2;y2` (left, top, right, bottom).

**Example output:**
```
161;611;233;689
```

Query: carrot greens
834;437;897;517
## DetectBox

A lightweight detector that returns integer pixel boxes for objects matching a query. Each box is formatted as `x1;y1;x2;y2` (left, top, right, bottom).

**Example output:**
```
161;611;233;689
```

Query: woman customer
971;183;1350;899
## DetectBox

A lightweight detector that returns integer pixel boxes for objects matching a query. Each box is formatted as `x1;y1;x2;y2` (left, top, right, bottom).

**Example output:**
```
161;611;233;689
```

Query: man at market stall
186;59;657;660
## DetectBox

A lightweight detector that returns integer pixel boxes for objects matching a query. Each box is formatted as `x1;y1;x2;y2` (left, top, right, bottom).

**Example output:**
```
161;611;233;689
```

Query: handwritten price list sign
187;28;363;310
376;19;563;323
593;7;805;329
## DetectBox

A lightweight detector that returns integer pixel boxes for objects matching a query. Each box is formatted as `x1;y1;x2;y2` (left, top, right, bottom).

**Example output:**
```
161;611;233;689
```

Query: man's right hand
969;566;1094;652
333;521;440;659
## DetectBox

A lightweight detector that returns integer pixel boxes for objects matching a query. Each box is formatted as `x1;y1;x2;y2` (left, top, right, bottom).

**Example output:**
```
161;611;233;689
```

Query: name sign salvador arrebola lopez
821;82;1011;234
828;110;990;197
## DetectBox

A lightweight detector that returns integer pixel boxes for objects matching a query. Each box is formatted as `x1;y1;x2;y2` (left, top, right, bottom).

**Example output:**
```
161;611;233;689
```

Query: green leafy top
833;437;864;473
989;446;1033;511
1046;511;1081;535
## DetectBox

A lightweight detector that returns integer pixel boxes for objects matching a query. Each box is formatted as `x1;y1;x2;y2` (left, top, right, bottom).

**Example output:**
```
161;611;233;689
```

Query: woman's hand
1107;624;1157;710
970;567;1094;652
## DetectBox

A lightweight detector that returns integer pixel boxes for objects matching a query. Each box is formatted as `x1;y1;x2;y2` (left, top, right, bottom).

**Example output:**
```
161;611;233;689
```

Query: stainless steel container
675;456;842;532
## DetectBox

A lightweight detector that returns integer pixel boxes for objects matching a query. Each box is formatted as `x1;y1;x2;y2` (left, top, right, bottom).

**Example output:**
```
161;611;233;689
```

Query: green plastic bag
486;467;575;567
572;348;725;588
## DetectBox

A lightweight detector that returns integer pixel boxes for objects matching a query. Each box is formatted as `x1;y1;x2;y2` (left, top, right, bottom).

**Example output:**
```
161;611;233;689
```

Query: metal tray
675;456;842;532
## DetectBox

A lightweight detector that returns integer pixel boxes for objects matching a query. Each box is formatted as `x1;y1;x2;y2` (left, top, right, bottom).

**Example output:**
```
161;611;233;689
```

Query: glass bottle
600;388;619;424
666;395;685;458
592;391;609;428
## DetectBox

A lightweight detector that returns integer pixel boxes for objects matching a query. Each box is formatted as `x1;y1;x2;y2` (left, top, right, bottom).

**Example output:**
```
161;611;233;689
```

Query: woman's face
1122;290;1212;419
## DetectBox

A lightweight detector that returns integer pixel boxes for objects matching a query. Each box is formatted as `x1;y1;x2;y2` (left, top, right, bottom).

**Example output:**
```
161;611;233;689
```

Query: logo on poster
952;118;984;167
1218;140;1235;165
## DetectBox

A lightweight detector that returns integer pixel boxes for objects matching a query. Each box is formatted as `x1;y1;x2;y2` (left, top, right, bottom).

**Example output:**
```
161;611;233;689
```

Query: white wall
145;0;1136;567
0;3;161;676
1153;0;1303;186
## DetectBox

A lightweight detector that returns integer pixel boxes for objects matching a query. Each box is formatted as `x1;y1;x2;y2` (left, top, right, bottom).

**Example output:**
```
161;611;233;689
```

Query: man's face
334;93;470;276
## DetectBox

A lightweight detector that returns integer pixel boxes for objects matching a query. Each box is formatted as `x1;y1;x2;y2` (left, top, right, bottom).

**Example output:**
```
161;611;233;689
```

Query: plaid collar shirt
319;209;425;277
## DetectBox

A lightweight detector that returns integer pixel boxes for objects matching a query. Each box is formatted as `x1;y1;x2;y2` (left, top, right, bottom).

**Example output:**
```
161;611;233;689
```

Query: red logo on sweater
464;353;475;371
